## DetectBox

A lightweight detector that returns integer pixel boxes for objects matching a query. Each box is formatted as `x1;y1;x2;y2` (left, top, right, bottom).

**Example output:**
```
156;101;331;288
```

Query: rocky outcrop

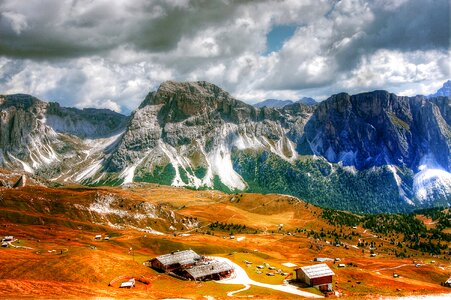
0;94;128;178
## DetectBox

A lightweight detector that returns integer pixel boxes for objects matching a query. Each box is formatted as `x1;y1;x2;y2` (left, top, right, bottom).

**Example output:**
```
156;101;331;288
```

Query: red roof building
295;263;335;292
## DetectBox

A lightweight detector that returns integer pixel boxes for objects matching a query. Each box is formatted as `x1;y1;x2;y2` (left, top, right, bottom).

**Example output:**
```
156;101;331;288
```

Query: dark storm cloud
0;0;255;59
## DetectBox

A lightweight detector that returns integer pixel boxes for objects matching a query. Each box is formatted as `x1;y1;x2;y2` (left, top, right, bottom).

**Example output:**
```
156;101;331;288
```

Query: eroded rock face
303;91;450;172
0;94;48;152
0;93;128;177
105;81;307;188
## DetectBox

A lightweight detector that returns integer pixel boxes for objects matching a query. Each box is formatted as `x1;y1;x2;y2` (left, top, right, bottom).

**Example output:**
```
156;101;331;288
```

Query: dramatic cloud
0;0;449;112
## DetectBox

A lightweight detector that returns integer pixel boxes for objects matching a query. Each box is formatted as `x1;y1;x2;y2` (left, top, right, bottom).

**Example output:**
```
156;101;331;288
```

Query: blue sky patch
265;24;297;55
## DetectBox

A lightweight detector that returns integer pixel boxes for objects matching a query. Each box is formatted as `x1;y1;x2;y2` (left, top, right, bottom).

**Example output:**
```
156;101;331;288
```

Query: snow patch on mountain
8;153;34;173
83;131;125;158
387;165;413;205
413;154;451;203
235;132;264;150
209;142;247;190
75;160;104;182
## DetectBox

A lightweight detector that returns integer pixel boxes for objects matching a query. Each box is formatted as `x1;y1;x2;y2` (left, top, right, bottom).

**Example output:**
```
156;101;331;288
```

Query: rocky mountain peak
147;80;232;107
297;97;317;106
138;80;256;124
429;80;451;98
0;94;46;111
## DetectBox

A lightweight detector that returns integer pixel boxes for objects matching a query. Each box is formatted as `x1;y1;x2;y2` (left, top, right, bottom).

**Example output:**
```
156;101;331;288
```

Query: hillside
0;182;450;299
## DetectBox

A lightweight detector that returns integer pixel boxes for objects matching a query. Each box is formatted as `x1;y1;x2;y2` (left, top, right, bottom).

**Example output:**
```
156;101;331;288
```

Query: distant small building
295;263;335;292
314;257;332;262
180;261;233;281
2;236;13;242
95;235;102;240
338;264;346;268
151;250;202;272
120;278;135;288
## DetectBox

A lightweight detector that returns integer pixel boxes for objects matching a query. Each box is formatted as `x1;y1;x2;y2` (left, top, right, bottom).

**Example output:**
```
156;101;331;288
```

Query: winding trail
214;257;323;298
227;284;251;296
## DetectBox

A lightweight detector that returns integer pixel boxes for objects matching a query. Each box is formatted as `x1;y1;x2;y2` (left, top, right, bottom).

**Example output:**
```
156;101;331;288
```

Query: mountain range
253;97;317;108
1;81;450;213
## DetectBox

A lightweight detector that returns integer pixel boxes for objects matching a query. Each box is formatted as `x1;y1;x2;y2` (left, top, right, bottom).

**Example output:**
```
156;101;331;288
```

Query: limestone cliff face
0;94;47;152
303;91;451;172
0;94;128;178
106;81;310;190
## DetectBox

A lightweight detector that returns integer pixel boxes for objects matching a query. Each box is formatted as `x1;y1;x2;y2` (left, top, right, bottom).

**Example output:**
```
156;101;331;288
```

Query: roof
120;281;134;288
314;257;333;262
154;250;201;266
185;261;233;279
298;263;335;279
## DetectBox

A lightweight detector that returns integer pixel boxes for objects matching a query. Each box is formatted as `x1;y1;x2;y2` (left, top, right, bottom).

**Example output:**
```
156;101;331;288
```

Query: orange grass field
0;183;450;299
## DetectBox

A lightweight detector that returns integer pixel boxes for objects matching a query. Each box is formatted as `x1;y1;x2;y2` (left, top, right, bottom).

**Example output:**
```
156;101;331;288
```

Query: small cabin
295;263;335;292
95;235;102;240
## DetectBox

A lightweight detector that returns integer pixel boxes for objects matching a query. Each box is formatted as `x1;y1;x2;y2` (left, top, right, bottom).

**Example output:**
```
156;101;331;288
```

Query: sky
0;0;450;114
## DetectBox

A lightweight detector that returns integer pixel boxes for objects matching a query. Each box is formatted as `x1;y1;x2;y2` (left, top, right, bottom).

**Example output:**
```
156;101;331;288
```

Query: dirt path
227;283;251;296
215;257;323;298
374;264;413;272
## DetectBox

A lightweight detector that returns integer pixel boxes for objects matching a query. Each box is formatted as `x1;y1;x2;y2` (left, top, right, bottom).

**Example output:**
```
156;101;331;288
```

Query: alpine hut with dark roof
150;250;202;272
